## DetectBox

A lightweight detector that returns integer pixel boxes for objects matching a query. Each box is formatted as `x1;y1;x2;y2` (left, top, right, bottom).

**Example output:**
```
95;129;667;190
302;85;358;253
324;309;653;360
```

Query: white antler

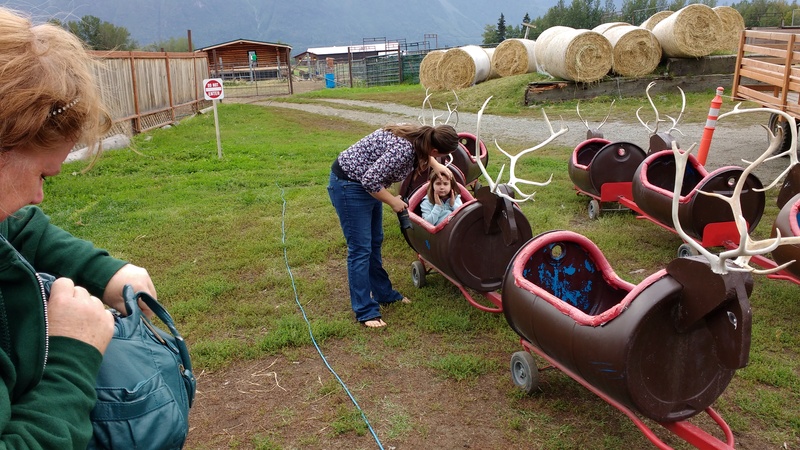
418;89;459;127
663;85;687;137
475;96;566;203
718;103;798;191
671;129;800;274
418;89;442;126
577;99;615;138
636;81;686;137
444;90;459;127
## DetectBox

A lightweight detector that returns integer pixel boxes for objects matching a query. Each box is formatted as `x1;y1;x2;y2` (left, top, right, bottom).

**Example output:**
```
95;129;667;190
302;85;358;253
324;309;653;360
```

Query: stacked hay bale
534;26;613;83
419;49;446;90
438;45;493;89
483;47;500;80
592;22;630;35
640;10;673;31
491;38;537;77
598;25;662;77
651;4;723;58
713;6;745;52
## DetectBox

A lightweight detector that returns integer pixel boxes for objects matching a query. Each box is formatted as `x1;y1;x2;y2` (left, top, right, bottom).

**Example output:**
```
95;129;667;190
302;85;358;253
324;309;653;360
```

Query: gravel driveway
242;97;794;185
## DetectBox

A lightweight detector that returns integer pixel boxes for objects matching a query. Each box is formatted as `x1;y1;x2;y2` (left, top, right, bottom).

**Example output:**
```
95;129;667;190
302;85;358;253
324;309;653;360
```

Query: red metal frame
415;255;503;313
520;339;735;450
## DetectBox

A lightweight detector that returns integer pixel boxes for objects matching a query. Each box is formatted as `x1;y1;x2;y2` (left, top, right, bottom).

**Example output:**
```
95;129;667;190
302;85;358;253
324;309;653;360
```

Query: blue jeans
327;172;403;322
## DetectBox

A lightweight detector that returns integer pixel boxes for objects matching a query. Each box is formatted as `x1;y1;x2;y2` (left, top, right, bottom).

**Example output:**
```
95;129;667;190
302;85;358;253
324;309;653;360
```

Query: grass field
44;79;800;449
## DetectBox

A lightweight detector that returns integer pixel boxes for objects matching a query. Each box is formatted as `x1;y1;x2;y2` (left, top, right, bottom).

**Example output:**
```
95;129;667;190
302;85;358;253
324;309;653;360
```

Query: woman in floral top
328;124;459;327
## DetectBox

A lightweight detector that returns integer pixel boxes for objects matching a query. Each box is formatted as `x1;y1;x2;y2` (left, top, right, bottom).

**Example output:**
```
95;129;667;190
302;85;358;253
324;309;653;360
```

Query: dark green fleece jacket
0;206;127;449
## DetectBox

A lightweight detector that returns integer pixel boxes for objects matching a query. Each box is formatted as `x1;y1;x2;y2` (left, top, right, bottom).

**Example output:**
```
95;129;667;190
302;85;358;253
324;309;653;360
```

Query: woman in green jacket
0;7;158;449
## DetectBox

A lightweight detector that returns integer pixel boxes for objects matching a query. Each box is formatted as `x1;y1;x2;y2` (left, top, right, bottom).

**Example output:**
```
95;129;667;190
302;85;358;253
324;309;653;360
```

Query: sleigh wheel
767;113;794;156
588;199;601;220
510;351;539;395
677;243;700;258
411;260;427;288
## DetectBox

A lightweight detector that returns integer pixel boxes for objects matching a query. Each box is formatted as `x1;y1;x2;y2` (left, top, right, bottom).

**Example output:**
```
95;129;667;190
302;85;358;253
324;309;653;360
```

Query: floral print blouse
337;129;415;193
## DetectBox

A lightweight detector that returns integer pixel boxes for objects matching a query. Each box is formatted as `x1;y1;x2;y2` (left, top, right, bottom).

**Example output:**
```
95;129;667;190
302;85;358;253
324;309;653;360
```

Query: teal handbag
86;285;196;450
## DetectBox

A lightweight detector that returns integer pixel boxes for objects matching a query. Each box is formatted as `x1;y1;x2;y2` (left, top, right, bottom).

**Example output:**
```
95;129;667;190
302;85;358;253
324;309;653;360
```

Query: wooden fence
90;50;211;137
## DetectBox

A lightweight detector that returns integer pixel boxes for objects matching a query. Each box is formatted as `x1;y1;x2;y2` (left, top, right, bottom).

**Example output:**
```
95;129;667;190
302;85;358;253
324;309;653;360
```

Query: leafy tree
525;0;602;38
482;13;532;44
141;37;191;52
482;24;499;44
730;0;796;27
65;15;137;50
488;0;800;39
620;0;667;25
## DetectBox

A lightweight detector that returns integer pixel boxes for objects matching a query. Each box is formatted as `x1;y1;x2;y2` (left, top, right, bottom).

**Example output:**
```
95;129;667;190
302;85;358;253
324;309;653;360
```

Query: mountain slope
5;0;543;55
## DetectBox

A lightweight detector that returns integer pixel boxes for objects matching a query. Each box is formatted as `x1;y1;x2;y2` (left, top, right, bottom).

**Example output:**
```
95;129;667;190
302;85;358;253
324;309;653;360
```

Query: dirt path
236;96;792;185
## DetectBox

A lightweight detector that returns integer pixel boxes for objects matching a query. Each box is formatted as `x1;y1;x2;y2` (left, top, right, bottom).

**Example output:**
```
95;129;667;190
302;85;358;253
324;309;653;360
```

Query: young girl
420;170;463;226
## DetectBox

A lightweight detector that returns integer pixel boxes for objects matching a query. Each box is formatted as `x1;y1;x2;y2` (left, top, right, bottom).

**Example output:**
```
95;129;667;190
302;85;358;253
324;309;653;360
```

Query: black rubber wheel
767;113;794;155
510;351;539;395
588;199;601;220
677;243;700;258
411;260;427;288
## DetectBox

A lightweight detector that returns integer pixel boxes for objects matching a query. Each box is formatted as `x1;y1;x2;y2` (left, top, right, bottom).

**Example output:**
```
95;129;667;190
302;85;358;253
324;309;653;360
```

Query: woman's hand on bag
47;277;114;354
104;264;156;318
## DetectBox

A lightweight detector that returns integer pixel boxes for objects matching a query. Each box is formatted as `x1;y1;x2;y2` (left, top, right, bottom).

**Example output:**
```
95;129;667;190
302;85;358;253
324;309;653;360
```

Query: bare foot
400;297;411;304
362;319;387;328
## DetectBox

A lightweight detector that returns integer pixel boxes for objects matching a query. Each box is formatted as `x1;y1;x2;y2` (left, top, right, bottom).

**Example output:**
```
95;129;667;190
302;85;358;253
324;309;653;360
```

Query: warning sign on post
203;78;224;101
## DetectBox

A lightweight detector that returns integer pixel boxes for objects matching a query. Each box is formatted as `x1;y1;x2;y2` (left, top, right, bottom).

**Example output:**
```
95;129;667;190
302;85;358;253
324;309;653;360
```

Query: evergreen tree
497;13;507;41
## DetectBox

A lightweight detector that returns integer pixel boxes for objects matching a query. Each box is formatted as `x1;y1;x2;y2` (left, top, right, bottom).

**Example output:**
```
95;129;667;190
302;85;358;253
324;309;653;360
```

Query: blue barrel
325;73;335;88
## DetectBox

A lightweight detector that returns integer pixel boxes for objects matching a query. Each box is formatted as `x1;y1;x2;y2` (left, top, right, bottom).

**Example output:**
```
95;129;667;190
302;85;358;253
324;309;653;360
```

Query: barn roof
304;42;399;56
198;39;292;52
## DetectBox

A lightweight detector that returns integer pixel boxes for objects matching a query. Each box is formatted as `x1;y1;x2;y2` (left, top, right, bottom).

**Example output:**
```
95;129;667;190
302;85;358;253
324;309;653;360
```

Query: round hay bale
714;6;745;52
483;47;500;80
492;38;537;77
592;22;631;35
640;10;673;31
534;26;613;83
437;45;492;89
419;49;446;90
652;4;723;58
603;25;662;77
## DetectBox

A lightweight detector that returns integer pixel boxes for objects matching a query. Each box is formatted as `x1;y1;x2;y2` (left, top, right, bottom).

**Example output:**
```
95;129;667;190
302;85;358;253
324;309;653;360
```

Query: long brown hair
383;123;459;171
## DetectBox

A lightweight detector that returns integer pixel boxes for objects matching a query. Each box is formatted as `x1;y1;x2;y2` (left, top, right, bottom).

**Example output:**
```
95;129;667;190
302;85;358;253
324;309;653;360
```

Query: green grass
44;84;800;449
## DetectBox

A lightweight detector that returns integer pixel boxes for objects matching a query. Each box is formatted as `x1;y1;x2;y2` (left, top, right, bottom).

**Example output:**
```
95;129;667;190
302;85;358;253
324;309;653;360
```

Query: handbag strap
122;285;194;377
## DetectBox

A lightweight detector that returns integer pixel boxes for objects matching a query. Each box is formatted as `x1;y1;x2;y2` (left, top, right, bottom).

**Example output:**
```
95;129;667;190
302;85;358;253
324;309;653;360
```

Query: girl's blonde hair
383;123;459;172
0;7;111;154
426;169;457;204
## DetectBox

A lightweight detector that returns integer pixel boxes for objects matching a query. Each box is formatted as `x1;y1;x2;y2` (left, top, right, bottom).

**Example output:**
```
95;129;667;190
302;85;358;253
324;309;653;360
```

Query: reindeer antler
671;129;800;274
418;89;459;127
475;96;566;203
577;99;615;139
636;81;686;137
663;85;687;137
718;103;799;191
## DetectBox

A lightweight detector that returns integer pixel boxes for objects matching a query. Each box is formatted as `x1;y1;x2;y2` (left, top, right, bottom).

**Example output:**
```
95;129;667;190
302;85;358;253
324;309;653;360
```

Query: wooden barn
197;39;292;81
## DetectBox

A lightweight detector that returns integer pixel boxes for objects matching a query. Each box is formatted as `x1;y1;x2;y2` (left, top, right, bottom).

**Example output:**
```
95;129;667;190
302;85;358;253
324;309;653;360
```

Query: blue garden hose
278;184;384;449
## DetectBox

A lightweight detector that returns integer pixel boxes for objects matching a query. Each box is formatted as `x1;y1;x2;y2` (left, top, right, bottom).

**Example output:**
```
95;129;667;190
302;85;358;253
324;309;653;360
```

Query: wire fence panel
329;50;428;88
